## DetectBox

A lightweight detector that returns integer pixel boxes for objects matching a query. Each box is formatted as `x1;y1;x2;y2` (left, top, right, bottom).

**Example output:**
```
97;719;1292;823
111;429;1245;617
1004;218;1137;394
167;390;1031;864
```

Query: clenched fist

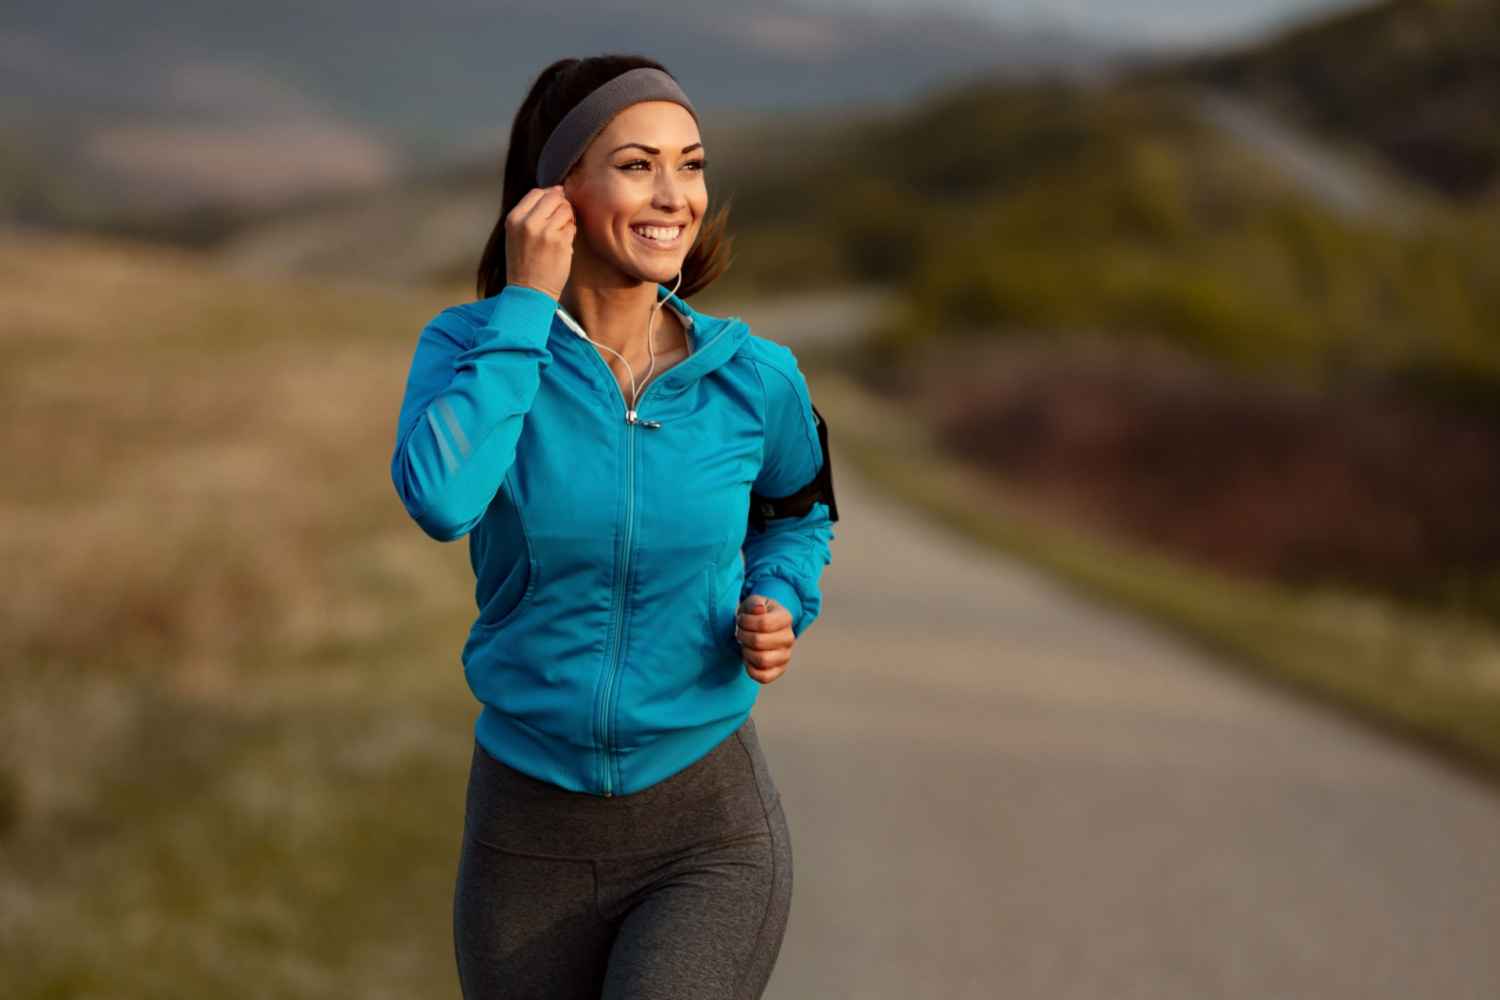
735;594;796;684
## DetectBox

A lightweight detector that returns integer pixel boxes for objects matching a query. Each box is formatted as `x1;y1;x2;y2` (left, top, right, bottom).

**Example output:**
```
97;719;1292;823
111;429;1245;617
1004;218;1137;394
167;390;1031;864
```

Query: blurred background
4;0;1500;997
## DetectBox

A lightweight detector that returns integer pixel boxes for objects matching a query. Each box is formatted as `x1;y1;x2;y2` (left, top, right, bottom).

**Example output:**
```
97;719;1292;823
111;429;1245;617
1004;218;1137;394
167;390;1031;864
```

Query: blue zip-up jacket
391;281;836;796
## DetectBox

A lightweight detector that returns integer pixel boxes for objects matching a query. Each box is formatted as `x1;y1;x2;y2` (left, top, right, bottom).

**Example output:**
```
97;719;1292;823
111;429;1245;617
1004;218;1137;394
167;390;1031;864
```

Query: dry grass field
1;227;490;997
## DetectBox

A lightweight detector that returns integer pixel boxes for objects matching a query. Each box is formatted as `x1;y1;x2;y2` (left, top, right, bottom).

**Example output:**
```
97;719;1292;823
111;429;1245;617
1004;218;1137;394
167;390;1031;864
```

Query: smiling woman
389;53;838;1000
478;63;733;305
548;99;711;403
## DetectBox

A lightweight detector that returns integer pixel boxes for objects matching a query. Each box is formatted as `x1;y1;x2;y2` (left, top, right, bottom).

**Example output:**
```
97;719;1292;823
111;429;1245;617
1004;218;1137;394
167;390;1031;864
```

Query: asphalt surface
751;443;1500;999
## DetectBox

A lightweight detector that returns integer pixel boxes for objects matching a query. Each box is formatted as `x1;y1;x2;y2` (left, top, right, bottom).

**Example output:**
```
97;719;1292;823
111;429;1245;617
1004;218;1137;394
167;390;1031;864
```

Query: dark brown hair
476;54;734;301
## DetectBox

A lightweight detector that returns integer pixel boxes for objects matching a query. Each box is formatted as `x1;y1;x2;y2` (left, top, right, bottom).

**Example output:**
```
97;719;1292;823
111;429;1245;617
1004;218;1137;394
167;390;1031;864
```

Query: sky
800;0;1371;47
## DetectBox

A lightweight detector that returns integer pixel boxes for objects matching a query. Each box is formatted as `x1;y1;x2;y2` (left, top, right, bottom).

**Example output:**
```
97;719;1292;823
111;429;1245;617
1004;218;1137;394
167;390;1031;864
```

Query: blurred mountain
0;0;1106;232
1160;0;1500;199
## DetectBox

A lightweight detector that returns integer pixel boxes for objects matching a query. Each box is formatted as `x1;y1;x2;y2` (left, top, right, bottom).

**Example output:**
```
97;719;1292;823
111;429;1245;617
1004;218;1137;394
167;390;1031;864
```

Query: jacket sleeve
390;284;557;542
740;352;836;638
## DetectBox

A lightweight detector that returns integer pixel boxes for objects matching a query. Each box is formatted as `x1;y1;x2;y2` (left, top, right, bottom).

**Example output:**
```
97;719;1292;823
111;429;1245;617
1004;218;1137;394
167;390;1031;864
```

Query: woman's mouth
630;224;684;249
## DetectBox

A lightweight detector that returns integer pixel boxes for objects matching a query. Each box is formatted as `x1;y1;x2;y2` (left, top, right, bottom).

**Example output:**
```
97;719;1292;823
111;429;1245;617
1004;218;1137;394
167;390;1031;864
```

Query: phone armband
748;403;840;531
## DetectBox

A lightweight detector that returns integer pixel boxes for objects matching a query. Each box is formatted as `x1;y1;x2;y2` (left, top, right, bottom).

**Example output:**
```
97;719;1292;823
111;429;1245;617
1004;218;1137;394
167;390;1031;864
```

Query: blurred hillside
1164;0;1500;199
0;0;1103;235
843;79;1500;396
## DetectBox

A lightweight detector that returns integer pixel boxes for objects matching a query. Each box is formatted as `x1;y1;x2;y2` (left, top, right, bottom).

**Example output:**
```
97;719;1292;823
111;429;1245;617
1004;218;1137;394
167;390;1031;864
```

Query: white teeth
632;225;682;242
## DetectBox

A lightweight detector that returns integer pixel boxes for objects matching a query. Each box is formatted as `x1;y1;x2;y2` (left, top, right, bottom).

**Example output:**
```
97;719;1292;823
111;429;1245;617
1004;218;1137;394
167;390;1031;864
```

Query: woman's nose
653;170;688;205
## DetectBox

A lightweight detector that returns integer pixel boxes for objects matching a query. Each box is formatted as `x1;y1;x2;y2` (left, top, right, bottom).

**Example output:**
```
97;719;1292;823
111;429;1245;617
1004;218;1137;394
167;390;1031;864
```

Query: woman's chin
628;257;685;284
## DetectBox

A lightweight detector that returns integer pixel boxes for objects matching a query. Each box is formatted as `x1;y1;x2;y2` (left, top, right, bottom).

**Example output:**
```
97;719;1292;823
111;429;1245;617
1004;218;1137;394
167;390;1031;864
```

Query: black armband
748;403;840;531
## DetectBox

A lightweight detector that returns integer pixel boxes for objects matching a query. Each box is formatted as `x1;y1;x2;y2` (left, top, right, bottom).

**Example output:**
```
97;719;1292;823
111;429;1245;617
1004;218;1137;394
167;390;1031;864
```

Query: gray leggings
453;715;793;999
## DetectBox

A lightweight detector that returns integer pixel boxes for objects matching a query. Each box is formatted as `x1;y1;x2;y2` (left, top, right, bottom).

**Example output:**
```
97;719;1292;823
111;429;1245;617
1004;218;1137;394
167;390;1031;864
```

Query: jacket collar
553;283;748;395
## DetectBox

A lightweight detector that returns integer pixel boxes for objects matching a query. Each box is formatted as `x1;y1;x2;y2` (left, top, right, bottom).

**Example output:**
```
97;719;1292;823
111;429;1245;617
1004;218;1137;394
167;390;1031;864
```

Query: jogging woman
389;54;839;998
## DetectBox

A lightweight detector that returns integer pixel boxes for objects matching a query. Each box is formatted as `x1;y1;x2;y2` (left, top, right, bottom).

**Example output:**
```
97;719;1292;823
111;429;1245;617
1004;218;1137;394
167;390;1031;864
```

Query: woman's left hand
735;594;795;684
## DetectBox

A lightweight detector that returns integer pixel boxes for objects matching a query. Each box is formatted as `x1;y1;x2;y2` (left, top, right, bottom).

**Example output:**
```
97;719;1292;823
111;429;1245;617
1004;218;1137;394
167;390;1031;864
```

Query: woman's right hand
505;185;576;301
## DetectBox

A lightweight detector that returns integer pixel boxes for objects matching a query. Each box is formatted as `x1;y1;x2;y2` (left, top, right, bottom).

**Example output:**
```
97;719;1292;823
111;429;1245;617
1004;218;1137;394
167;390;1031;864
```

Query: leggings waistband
462;715;781;859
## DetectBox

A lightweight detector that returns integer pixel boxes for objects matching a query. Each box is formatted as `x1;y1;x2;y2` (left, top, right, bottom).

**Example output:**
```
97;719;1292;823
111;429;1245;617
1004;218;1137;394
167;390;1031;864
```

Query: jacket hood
552;282;749;398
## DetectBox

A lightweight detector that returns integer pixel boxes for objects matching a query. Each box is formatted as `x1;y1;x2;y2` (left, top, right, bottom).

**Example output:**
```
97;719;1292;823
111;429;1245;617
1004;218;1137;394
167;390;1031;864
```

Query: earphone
564;269;685;429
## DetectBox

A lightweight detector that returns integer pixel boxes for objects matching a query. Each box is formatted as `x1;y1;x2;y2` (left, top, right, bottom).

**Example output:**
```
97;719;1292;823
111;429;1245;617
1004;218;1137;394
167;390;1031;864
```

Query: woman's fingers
742;645;791;668
736;610;786;631
509;186;573;231
538;189;575;228
736;597;792;634
505;186;576;299
508;184;552;221
734;623;790;650
743;647;791;684
736;622;792;679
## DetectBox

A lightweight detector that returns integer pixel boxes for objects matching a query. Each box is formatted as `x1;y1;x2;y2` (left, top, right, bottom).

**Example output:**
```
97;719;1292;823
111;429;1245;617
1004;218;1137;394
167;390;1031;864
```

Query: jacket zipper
587;359;668;795
600;418;632;794
580;318;737;796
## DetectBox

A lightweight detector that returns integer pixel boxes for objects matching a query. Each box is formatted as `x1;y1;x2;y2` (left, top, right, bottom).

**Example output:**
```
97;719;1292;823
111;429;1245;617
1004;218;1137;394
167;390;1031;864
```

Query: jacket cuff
481;283;560;347
743;576;803;632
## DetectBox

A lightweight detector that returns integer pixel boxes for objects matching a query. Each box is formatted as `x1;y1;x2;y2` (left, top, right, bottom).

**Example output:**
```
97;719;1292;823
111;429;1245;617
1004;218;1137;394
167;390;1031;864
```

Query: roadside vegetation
0;230;482;996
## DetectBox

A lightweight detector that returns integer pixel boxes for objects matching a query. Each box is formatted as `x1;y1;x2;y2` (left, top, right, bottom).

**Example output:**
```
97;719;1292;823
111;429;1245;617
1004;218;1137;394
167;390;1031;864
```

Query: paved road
748;379;1500;999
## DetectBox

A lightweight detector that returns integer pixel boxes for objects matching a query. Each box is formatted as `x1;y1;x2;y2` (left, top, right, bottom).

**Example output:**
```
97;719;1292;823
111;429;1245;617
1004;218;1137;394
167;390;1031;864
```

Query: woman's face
562;100;707;285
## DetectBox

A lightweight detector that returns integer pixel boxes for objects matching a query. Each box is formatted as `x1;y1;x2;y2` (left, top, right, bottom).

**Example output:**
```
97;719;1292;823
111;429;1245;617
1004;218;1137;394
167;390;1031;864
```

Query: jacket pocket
475;556;538;633
705;559;738;656
703;562;717;646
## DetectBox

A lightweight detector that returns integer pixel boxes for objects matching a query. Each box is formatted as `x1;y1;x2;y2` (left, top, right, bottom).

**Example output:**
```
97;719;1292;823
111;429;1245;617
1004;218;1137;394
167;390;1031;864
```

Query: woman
389;54;839;998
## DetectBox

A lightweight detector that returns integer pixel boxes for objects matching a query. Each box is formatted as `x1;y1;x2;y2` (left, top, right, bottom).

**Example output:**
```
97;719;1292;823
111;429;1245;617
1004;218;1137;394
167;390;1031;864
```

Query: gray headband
535;67;699;188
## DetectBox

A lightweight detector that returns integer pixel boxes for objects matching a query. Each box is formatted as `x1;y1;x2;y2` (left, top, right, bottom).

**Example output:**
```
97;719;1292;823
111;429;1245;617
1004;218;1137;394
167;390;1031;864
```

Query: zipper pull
625;409;662;429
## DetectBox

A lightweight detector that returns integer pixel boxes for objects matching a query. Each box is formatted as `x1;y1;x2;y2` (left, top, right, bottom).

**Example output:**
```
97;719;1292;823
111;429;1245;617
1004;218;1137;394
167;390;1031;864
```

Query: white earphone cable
579;269;685;425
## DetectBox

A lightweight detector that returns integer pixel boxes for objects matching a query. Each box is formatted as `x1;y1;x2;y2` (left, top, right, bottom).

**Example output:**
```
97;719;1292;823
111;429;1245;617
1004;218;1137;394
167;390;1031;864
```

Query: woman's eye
617;159;707;172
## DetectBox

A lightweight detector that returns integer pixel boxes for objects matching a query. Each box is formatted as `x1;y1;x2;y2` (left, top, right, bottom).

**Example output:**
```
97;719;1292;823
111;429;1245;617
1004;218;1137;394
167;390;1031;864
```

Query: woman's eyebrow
609;142;704;155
